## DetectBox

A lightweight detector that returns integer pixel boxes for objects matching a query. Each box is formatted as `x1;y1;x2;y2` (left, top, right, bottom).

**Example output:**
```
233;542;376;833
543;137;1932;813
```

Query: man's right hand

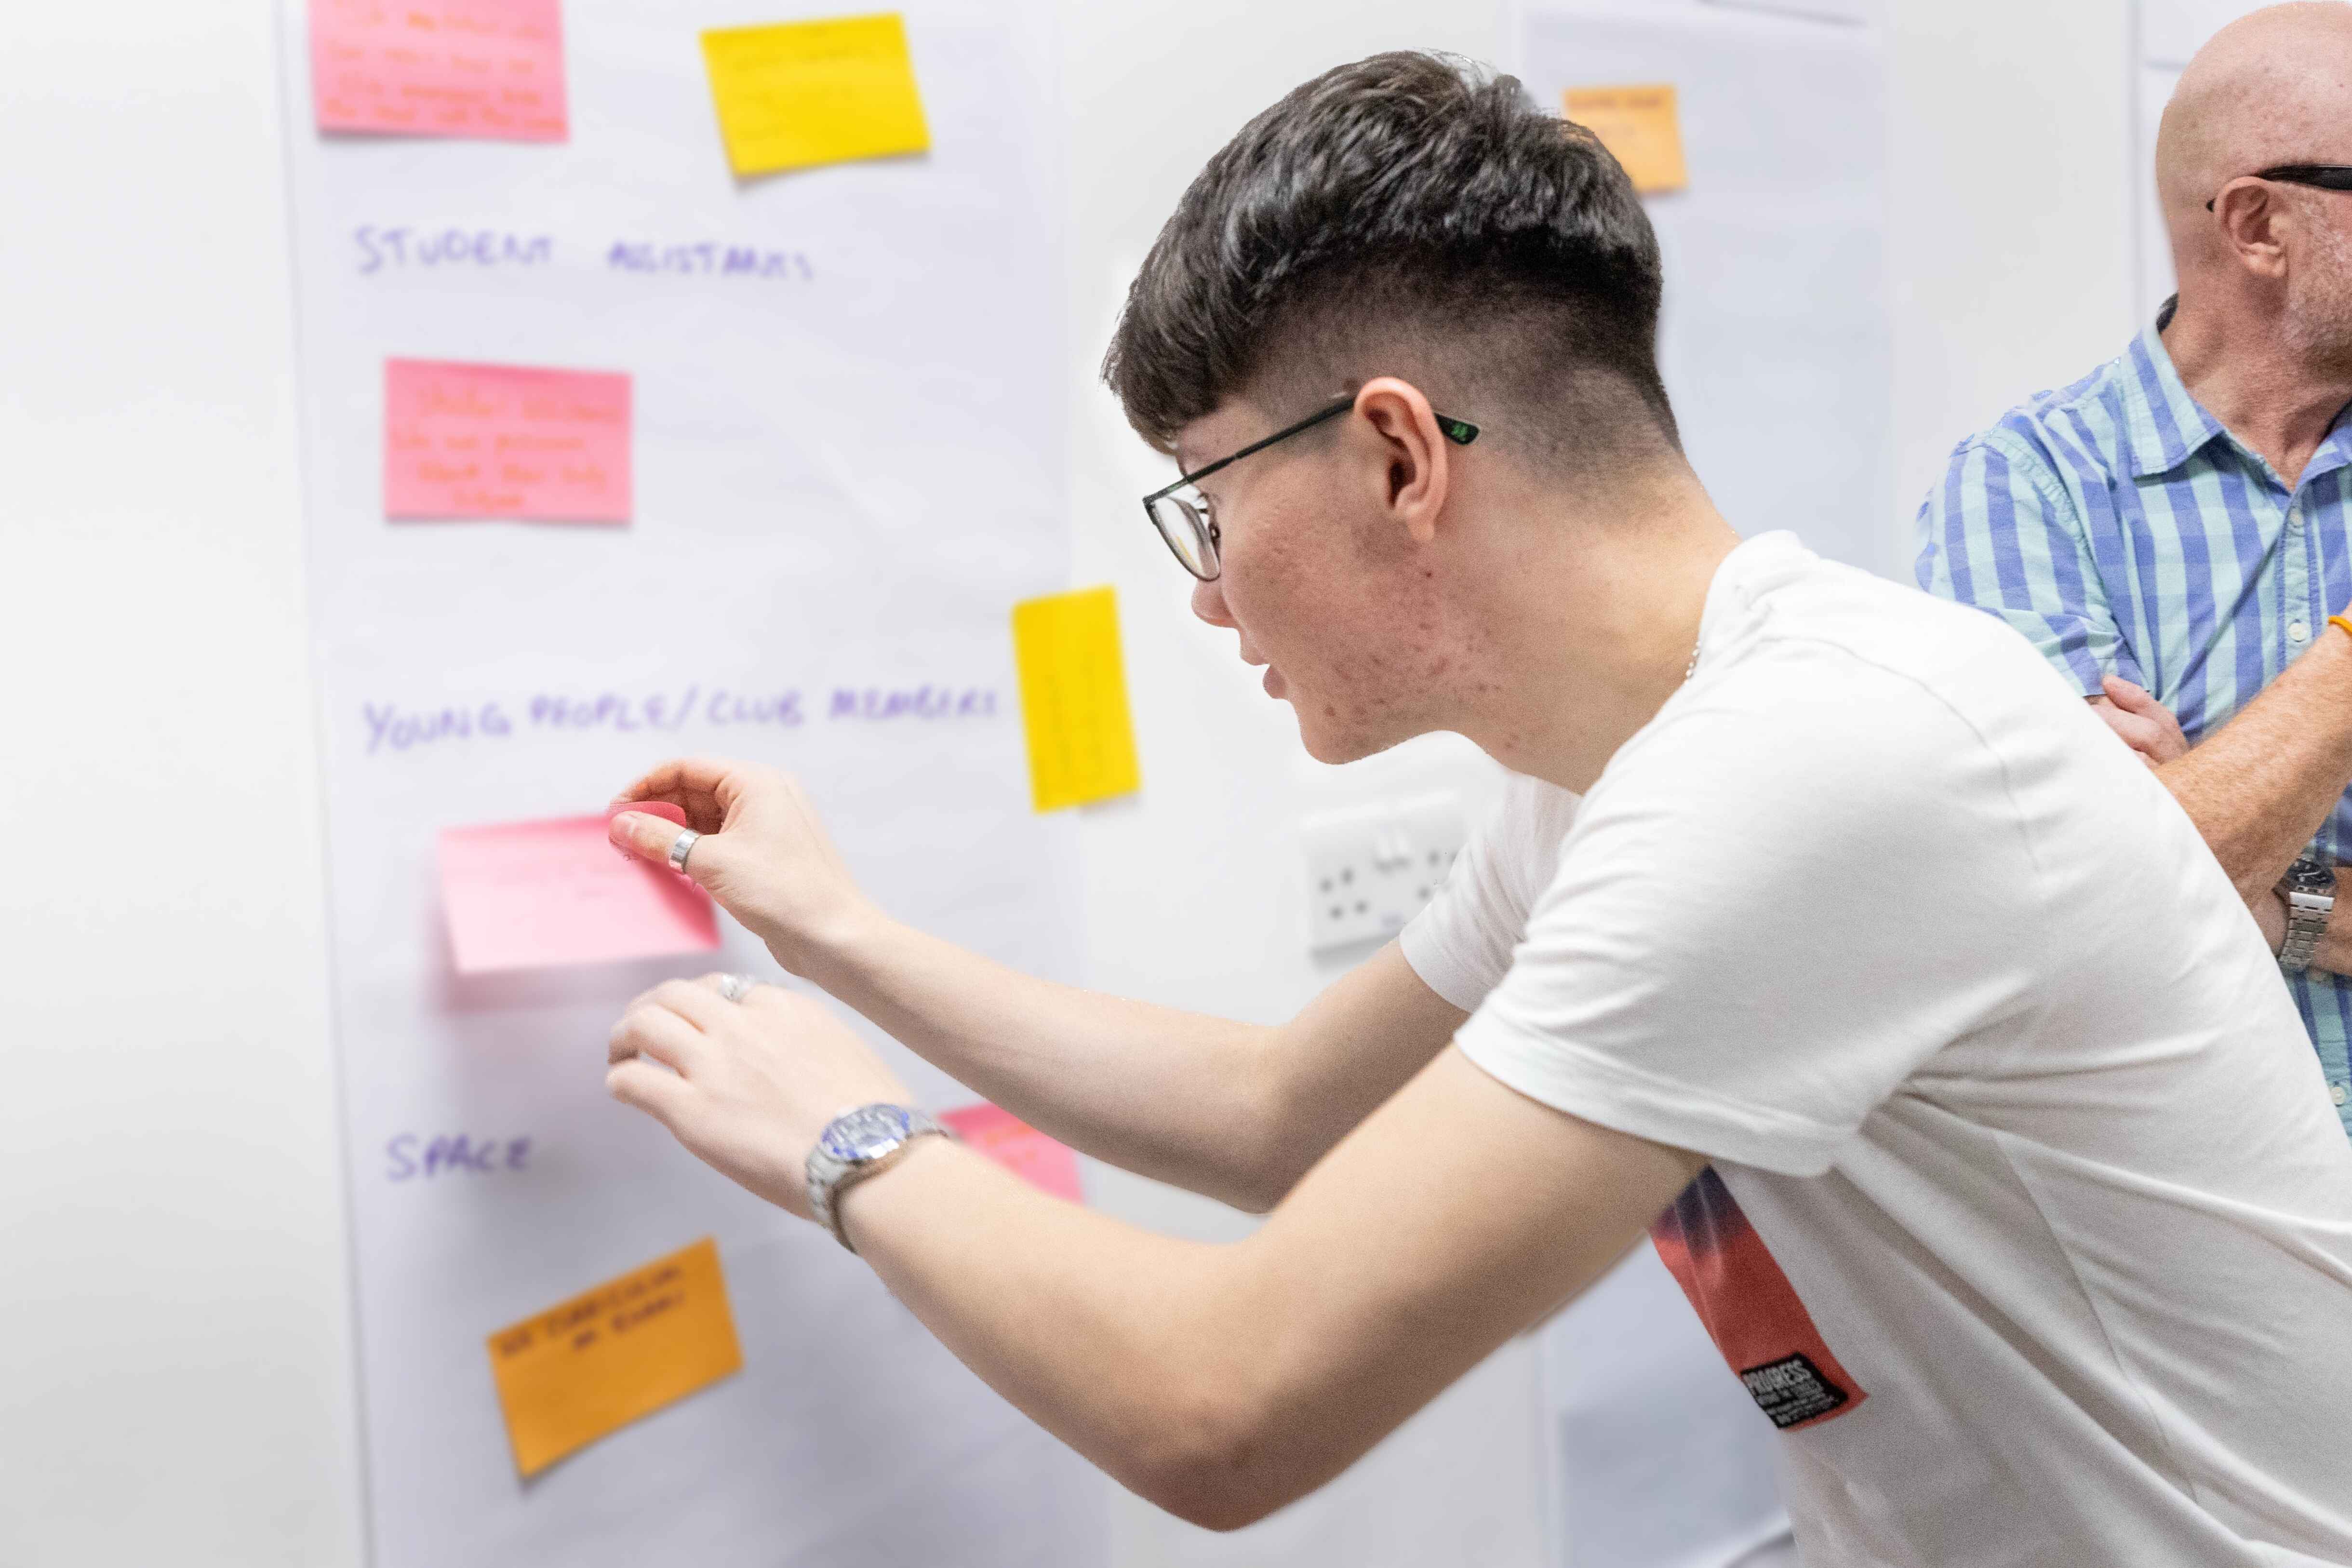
609;756;881;976
2091;675;2190;768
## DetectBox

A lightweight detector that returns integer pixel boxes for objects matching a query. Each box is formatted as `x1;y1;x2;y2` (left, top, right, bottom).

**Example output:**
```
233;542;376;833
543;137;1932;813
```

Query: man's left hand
607;975;912;1220
2092;674;2190;767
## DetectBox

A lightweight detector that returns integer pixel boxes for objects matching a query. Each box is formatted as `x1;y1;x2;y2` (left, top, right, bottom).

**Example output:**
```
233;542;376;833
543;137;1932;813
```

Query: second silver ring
668;828;701;872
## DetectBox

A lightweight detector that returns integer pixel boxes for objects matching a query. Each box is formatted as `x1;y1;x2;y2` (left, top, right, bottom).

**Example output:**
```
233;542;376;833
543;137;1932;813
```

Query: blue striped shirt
1917;301;2352;1133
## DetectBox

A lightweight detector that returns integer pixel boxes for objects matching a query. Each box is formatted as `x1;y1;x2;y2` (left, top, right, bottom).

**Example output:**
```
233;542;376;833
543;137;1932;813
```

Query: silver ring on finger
668;829;701;873
716;972;756;1004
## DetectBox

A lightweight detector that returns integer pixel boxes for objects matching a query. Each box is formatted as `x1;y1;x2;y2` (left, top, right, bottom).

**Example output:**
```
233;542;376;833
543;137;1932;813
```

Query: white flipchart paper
1520;0;1895;579
1516;3;1884;1562
275;2;1105;1562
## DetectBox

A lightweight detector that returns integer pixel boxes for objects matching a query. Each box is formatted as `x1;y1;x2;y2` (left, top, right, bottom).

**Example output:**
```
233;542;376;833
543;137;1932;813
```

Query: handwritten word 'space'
355;226;554;273
387;1133;532;1180
361;684;999;755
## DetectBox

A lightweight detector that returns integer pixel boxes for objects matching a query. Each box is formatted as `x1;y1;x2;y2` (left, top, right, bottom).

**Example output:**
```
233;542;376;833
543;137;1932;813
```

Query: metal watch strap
807;1107;951;1253
2277;858;2336;974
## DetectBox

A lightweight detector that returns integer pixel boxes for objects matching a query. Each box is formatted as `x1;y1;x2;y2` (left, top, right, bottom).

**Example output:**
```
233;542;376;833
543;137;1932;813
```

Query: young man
1919;1;2352;1133
605;52;2352;1567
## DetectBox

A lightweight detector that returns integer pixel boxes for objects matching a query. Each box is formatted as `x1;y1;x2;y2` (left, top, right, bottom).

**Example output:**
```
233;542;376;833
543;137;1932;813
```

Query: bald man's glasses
2205;165;2352;212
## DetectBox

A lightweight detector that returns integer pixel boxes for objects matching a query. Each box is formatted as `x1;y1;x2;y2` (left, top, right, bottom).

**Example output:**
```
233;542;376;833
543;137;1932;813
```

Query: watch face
821;1104;912;1163
2288;858;2339;895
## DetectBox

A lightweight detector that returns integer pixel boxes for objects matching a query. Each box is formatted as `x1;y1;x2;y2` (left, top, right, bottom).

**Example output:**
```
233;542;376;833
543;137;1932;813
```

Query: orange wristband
2330;615;2352;645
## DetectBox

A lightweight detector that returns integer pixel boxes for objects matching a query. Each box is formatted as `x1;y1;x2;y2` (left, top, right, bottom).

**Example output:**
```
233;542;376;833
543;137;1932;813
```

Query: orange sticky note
1564;84;1687;195
438;815;719;974
384;359;630;523
309;0;568;143
941;1103;1083;1203
1011;586;1142;813
487;1238;743;1478
699;13;930;177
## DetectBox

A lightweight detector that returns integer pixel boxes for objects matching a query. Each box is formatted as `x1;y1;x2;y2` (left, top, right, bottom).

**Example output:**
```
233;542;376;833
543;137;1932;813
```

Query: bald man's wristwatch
2276;857;2336;973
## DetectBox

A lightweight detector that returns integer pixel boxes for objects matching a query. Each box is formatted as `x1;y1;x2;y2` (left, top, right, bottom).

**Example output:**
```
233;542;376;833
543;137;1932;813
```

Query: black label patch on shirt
1738;1352;1851;1429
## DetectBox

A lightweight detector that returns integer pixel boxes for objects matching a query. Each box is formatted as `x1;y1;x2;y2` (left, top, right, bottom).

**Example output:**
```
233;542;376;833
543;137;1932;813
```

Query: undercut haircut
1102;52;1679;476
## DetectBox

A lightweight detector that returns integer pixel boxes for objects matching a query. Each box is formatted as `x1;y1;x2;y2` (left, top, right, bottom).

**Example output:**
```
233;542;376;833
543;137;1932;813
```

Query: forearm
841;1137;1271;1526
802;913;1285;1209
839;1048;1695;1533
2154;629;2352;899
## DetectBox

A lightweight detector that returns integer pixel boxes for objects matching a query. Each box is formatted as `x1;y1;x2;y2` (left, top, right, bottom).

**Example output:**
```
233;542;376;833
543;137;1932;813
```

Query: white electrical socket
1301;792;1467;953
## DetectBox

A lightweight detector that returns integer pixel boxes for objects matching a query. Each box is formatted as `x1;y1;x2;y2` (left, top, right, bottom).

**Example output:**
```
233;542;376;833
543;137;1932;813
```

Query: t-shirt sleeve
1913;430;2145;697
1399;777;1571;1013
1457;648;2040;1177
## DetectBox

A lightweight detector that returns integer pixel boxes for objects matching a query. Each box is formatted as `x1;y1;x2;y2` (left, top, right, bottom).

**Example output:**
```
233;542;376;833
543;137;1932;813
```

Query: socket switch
1301;792;1468;954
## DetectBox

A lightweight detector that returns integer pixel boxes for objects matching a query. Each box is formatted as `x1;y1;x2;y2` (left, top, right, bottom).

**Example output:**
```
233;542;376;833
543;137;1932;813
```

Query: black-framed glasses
2205;164;2352;212
1139;395;1480;581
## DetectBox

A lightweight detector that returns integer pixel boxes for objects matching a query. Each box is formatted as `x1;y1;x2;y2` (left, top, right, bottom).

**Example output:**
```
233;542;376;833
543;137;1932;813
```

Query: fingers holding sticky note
440;813;719;974
699;12;930;178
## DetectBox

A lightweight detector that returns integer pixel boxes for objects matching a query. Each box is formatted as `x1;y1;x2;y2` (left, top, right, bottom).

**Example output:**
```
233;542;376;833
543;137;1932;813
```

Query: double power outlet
1301;792;1467;954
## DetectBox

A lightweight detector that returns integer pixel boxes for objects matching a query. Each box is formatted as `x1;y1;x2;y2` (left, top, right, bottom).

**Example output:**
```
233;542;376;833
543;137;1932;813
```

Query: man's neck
1453;474;1741;795
2163;292;2352;488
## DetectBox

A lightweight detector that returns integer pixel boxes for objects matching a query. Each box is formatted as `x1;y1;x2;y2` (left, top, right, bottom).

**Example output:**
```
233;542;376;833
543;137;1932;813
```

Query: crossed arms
2093;631;2352;973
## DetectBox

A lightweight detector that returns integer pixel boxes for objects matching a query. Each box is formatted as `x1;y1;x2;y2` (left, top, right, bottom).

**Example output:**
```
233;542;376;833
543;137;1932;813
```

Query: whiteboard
275;0;1103;1562
1518;0;1894;579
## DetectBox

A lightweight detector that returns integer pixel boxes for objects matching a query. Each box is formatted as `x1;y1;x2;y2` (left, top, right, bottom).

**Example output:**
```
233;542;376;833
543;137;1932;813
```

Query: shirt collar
2120;297;2230;480
2124;296;2352;488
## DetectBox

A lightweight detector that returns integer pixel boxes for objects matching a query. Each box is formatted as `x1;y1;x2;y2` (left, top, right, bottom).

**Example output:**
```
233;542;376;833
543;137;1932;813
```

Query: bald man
1921;1;2352;1138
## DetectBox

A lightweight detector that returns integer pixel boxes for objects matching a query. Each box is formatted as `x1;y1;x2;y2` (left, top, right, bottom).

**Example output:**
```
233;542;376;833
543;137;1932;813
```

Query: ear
1352;376;1454;547
2213;180;2290;281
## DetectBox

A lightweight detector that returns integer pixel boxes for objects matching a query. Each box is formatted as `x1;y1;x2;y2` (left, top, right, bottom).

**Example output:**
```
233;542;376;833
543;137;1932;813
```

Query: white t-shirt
1402;532;2352;1568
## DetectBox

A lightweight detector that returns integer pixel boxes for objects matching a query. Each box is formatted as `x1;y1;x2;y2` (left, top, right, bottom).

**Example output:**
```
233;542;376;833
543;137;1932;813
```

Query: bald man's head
2157;3;2352;233
2156;3;2352;362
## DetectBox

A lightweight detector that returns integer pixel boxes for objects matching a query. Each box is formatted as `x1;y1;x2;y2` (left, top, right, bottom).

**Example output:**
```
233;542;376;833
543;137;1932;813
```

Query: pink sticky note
939;1104;1084;1203
439;815;719;975
309;0;568;142
606;801;688;828
384;359;631;524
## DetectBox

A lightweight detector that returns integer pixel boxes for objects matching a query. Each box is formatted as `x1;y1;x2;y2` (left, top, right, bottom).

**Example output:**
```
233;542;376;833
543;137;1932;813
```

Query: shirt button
2336;1084;2349;1107
2289;509;2306;531
2290;621;2311;643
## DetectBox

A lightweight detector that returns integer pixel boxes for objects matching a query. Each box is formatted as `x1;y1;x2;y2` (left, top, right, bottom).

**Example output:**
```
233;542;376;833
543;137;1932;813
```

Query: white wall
0;2;2135;1565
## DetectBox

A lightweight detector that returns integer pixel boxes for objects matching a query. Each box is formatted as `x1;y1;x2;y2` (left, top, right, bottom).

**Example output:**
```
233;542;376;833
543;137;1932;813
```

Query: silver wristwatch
2276;857;2337;974
805;1103;951;1252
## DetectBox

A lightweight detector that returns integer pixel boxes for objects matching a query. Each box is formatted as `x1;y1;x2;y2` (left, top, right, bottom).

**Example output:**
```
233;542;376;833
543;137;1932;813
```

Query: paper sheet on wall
277;1;1103;1562
1517;4;1880;1561
1521;0;1895;580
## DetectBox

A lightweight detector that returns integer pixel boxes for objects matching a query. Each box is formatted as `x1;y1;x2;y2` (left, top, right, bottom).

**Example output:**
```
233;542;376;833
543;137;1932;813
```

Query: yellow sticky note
1013;586;1142;813
699;13;929;177
1563;84;1687;195
486;1237;743;1478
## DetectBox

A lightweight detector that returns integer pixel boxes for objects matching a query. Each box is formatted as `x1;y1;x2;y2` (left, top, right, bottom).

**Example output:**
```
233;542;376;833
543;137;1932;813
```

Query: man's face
1173;399;1454;764
2285;184;2352;368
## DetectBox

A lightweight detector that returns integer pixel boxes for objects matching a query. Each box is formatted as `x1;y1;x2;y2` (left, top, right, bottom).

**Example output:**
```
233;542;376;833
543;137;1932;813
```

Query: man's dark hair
1102;52;1678;475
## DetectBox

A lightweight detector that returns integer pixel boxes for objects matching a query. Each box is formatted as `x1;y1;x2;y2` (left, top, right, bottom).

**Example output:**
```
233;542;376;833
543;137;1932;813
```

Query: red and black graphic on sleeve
1650;1167;1867;1432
